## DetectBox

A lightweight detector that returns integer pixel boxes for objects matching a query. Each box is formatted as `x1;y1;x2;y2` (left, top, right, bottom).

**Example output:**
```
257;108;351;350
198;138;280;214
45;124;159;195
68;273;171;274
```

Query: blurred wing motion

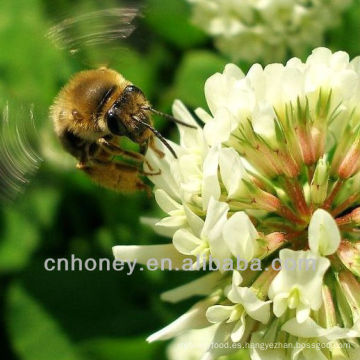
0;7;141;202
0;104;42;202
46;7;140;54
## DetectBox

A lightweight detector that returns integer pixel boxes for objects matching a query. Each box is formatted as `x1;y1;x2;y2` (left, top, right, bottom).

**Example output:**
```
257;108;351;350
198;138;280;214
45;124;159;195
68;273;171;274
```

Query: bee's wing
0;103;42;202
0;7;143;202
46;7;140;56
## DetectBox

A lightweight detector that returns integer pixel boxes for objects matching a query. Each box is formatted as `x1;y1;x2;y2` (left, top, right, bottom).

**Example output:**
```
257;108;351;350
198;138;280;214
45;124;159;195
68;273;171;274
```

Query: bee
51;67;194;194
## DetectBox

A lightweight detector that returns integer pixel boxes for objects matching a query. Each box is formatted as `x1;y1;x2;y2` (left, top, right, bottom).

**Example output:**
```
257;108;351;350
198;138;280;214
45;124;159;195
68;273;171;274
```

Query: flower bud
338;270;360;322
318;285;337;327
257;232;287;259
337;240;360;277
310;157;329;205
251;267;278;300
337;139;360;179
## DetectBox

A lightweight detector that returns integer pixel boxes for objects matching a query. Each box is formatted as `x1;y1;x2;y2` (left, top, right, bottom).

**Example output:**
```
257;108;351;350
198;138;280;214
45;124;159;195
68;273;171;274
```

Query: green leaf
6;283;81;360
0;208;39;272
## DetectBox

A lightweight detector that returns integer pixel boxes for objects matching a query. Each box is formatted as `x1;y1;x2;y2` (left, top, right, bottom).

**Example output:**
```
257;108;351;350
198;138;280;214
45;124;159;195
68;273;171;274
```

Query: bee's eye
106;111;127;136
124;85;142;94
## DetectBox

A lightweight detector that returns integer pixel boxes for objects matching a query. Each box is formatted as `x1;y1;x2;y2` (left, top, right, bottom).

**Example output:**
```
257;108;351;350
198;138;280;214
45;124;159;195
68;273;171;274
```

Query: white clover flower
268;249;330;323
113;48;360;359
173;197;230;265
206;271;271;342
187;0;352;62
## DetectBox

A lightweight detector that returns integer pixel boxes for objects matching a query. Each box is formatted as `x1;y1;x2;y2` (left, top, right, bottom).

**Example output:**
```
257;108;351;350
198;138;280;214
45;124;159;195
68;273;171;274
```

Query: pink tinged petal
337;240;360;277
161;272;224;303
147;298;217;342
222;211;258;260
173;228;202;255
202;147;221;210
112;244;187;269
308;209;341;256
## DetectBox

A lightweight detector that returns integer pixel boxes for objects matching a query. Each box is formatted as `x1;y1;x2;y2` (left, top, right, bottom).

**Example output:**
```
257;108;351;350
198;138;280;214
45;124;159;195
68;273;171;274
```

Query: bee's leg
149;136;165;158
76;160;151;195
138;140;155;171
98;138;144;162
139;141;148;156
98;138;160;175
137;168;161;176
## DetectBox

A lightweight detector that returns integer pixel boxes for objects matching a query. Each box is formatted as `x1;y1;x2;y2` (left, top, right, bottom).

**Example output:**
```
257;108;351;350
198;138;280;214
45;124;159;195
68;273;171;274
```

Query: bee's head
106;85;153;143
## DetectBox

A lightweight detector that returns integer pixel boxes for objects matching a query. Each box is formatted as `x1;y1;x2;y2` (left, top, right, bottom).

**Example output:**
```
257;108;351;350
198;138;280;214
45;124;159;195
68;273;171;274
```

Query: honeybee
51;67;194;194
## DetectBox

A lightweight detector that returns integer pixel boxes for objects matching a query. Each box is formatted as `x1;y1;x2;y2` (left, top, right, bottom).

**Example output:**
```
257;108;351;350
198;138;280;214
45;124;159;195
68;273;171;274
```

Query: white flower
206;271;271;342
222;211;259;261
173;197;230;264
308;209;341;256
187;0;352;62
268;249;330;323
167;326;218;360
147;295;220;343
282;316;360;340
113;48;360;360
218;147;250;200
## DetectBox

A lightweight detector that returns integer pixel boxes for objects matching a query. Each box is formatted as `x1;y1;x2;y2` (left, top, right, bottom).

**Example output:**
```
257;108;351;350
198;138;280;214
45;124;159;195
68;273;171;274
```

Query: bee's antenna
131;116;178;159
141;107;197;129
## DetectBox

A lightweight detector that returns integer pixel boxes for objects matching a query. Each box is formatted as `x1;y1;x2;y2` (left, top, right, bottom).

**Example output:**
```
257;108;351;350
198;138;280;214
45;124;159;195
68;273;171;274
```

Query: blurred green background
1;0;360;359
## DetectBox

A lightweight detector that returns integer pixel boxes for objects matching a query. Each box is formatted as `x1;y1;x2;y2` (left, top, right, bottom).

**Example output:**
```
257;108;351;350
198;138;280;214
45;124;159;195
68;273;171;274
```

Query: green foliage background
1;0;360;359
